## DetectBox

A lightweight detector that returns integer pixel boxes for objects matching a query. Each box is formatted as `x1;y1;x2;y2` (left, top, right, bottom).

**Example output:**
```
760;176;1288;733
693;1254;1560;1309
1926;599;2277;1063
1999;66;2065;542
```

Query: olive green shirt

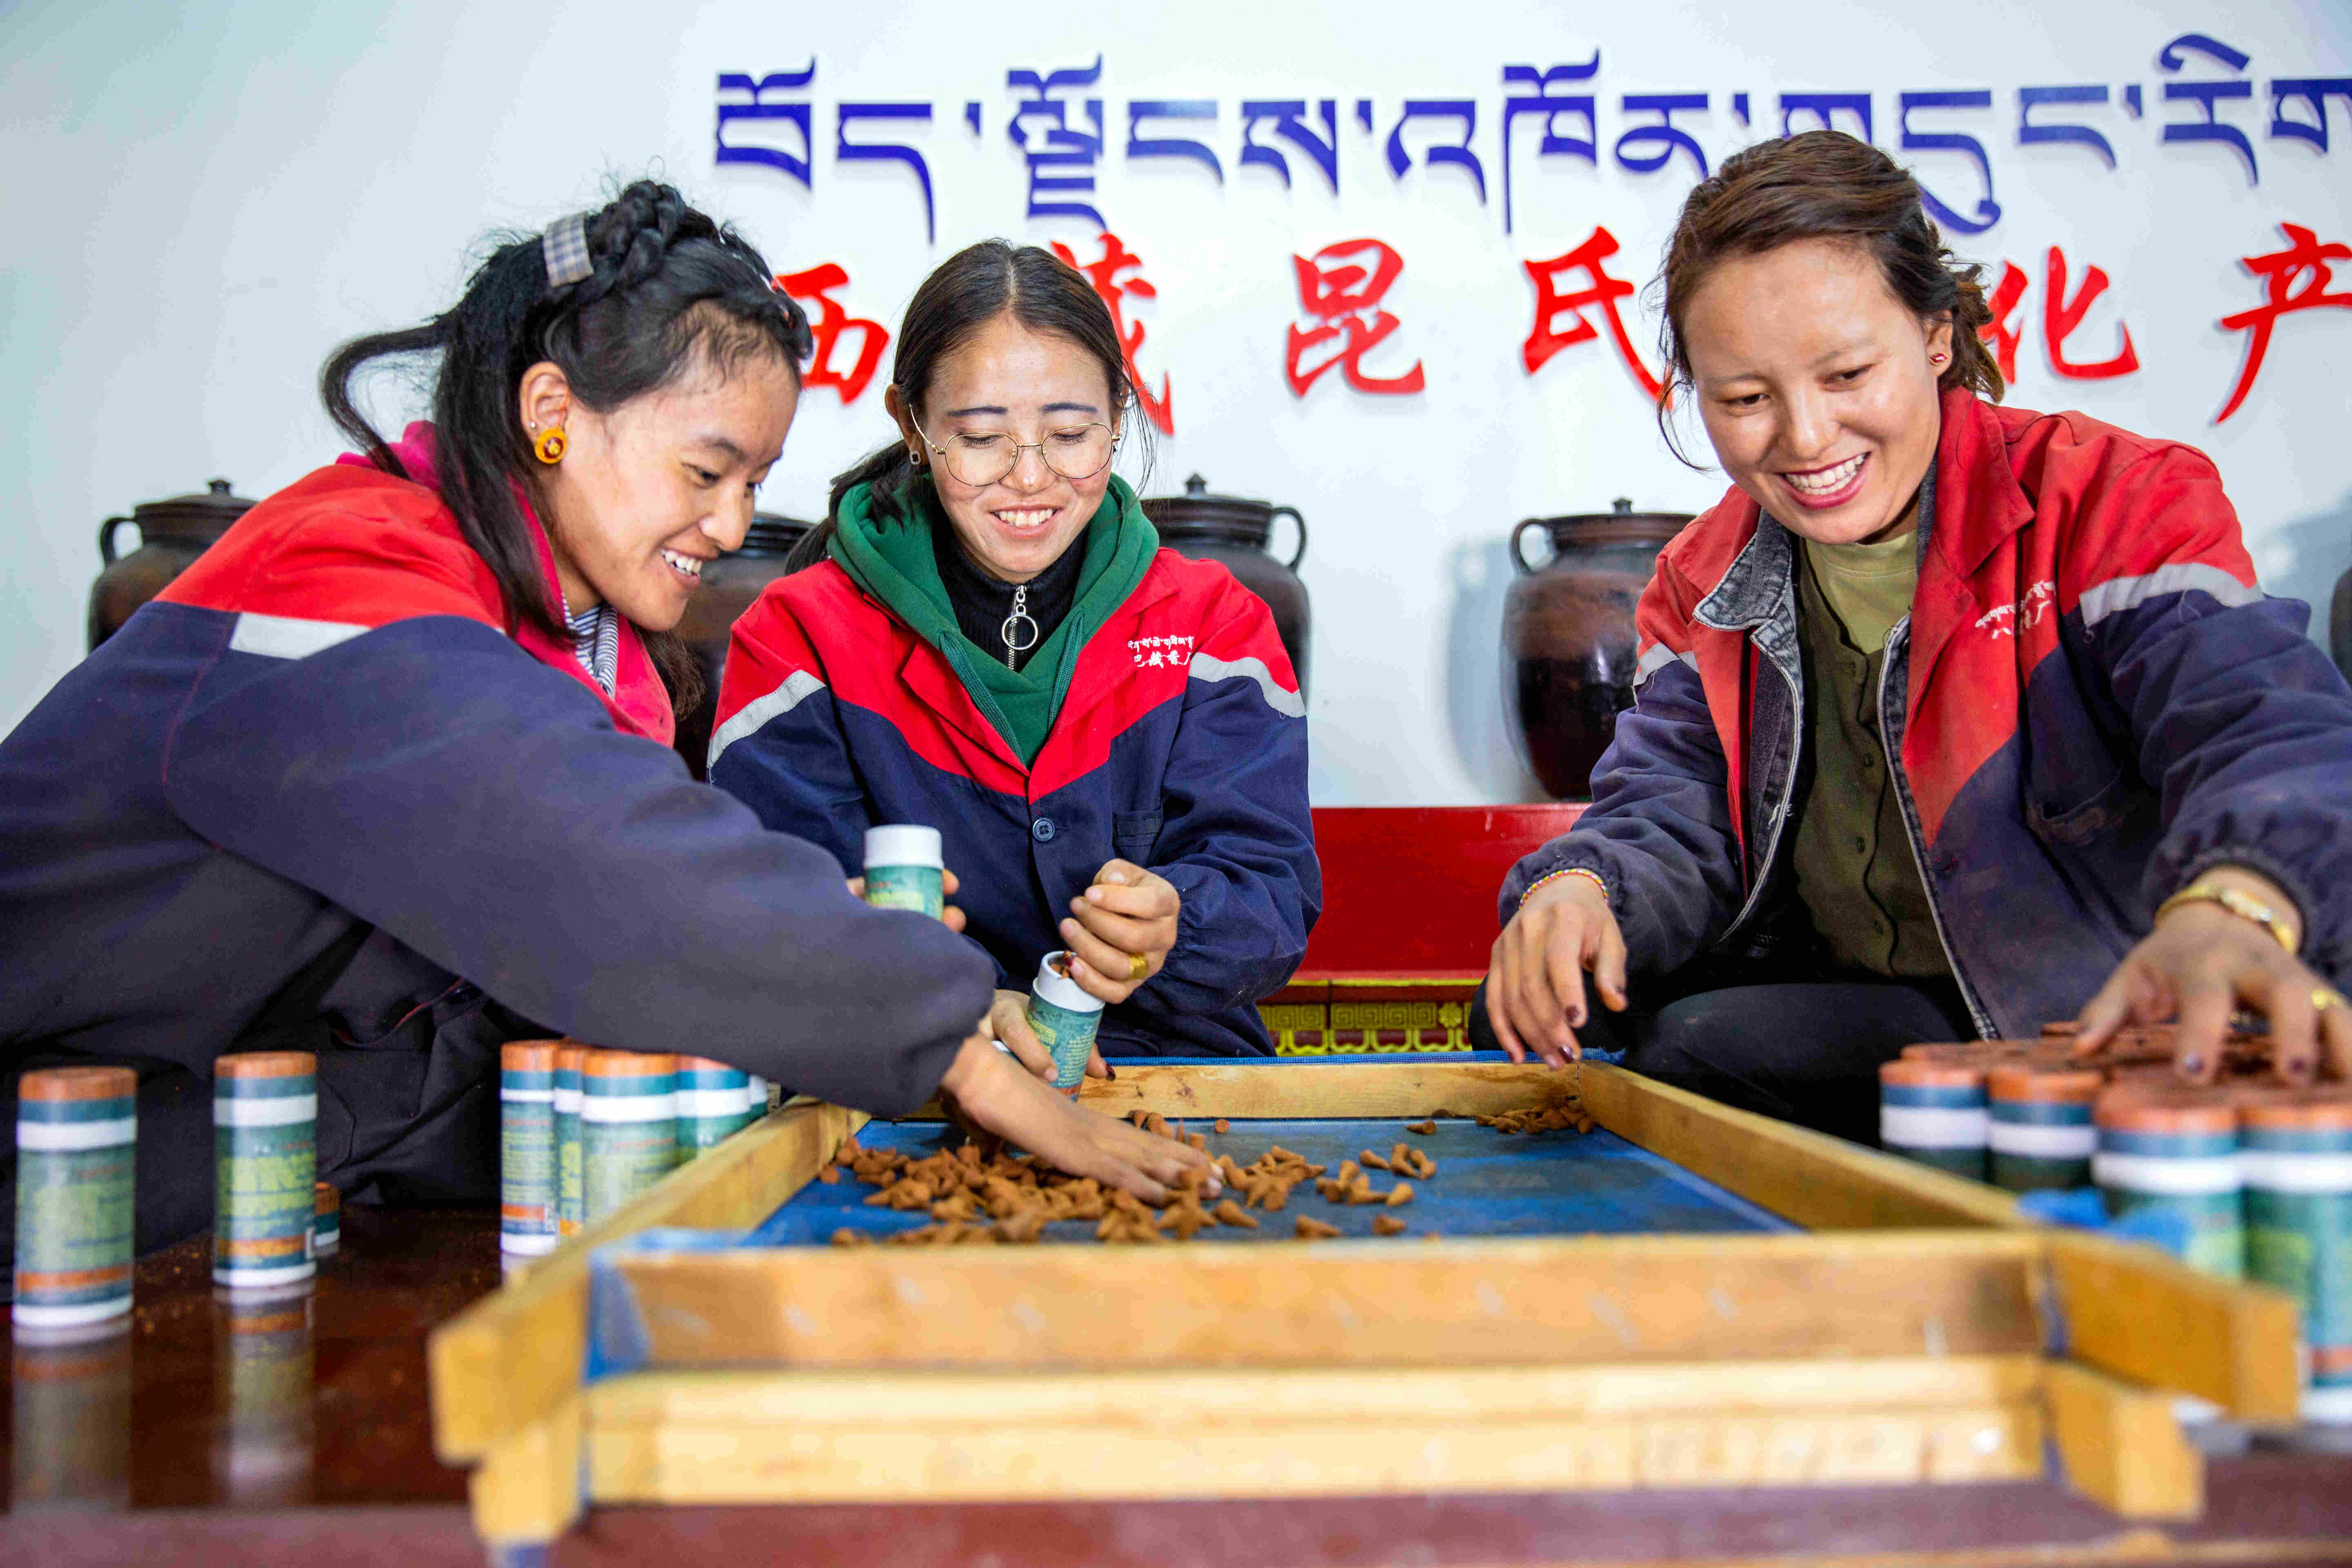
1789;533;1951;979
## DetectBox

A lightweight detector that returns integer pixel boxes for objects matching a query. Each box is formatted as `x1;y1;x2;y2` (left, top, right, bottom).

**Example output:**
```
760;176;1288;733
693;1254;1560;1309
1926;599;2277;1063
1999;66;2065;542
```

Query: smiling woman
712;241;1321;1071
0;184;1216;1266
1480;132;2352;1145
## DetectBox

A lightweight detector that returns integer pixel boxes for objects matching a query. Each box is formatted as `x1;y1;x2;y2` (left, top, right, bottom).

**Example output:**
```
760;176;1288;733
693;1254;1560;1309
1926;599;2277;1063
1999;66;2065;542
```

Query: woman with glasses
711;241;1319;1067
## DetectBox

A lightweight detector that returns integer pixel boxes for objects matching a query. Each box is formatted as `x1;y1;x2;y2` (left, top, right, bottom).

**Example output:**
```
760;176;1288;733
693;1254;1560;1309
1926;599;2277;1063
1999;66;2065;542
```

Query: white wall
5;0;2348;803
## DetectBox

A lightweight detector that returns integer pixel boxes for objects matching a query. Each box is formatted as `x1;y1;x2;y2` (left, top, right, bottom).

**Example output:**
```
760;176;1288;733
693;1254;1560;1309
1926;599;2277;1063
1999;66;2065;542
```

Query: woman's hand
1057;860;1179;1005
846;866;967;935
987;988;1109;1083
1486;873;1628;1067
2074;866;2349;1084
937;1030;1214;1203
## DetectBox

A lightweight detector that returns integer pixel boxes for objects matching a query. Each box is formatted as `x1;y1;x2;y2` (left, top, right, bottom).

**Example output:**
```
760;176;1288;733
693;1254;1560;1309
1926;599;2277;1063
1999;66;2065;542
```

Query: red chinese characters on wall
1982;262;2029;383
1521;225;1663;401
1051;232;1175;434
1285;238;1426;396
1974;247;2140;384
2216;223;2352;423
775;263;889;403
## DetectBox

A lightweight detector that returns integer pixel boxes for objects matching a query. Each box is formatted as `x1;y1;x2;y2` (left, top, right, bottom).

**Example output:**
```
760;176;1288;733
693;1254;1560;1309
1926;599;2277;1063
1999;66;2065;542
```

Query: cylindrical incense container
1987;1064;2104;1193
555;1044;584;1238
2239;1091;2352;1421
311;1183;339;1259
675;1056;755;1157
1878;1059;1988;1180
862;824;944;920
13;1067;137;1332
212;1052;316;1291
499;1042;559;1256
580;1051;676;1225
2095;1087;2243;1279
1027;951;1104;1096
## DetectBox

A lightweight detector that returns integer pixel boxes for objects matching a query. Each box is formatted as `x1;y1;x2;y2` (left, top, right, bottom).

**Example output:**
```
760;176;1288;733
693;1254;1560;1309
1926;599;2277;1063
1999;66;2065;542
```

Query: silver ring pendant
1000;585;1038;668
1000;611;1040;666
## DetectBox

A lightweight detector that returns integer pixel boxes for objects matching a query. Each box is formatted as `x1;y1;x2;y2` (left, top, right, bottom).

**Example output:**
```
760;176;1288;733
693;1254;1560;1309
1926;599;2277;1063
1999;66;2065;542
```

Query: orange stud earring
533;427;568;465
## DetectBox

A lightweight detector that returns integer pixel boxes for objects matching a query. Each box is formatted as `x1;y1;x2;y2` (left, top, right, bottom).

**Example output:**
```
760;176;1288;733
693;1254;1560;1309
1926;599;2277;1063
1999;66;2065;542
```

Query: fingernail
1085;888;1101;902
1570;1009;1586;1027
1105;1064;1118;1080
2180;1054;2206;1076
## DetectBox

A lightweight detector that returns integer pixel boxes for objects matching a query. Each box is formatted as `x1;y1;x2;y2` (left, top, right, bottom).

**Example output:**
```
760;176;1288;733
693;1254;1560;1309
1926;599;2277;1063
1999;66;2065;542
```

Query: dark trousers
1470;959;1977;1147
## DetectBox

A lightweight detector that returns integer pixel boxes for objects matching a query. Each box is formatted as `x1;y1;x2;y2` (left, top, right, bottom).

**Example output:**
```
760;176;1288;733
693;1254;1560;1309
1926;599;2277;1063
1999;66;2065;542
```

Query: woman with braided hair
0;180;1210;1260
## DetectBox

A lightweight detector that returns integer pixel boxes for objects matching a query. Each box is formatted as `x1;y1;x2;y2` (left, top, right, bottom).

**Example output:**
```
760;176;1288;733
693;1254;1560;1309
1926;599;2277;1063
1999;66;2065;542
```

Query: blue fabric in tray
746;1116;1796;1245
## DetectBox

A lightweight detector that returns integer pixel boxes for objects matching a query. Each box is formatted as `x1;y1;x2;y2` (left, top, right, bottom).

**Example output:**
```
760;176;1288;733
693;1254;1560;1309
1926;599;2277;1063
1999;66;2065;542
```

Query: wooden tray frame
428;1060;2300;1554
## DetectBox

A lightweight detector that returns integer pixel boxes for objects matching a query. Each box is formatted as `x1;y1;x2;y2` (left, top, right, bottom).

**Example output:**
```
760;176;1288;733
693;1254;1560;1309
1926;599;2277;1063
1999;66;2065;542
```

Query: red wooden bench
1263;804;1585;1053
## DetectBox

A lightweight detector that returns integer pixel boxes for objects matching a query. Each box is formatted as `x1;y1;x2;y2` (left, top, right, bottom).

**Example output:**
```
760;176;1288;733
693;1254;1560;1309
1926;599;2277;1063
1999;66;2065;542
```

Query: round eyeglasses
909;415;1117;488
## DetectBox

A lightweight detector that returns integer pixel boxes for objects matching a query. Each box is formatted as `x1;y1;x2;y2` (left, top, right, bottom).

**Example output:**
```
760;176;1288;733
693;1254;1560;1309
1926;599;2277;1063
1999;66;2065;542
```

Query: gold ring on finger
1128;951;1149;983
2316;988;2349;1015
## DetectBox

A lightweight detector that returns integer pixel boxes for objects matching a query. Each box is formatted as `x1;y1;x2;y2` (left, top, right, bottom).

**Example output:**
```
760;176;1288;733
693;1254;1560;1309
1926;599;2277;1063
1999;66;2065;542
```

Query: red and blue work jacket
0;427;997;1195
709;551;1320;1057
1503;389;2352;1037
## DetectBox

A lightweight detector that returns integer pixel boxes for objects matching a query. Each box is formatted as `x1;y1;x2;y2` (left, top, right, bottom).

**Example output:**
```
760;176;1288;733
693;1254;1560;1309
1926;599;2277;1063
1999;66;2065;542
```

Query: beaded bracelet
1521;865;1607;909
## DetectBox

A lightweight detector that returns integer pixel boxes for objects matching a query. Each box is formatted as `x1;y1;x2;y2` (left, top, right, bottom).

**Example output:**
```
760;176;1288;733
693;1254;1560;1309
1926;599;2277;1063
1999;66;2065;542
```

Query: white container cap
1031;951;1104;1014
863;824;943;869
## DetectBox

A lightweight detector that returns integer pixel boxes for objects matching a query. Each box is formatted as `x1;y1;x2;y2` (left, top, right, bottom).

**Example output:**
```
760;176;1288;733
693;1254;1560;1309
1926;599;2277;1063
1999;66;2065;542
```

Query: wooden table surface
6;1207;2351;1568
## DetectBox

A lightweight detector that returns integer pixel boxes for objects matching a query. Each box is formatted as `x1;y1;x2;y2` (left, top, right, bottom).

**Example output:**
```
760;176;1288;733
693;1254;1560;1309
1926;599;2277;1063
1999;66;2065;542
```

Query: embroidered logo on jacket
1976;580;2057;638
1128;634;1195;668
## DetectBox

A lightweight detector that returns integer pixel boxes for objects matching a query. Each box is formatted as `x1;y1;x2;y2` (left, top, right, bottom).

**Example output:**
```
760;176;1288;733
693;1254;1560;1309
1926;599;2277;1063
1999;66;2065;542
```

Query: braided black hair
320;179;813;707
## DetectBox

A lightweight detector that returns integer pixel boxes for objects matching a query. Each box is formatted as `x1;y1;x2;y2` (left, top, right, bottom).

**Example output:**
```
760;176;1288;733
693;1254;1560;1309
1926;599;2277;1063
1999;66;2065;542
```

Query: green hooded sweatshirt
828;474;1159;765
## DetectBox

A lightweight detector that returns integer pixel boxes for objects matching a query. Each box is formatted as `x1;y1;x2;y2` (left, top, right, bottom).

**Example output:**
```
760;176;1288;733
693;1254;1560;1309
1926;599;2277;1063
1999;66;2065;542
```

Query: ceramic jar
1502;498;1690;799
1140;474;1312;695
88;479;256;649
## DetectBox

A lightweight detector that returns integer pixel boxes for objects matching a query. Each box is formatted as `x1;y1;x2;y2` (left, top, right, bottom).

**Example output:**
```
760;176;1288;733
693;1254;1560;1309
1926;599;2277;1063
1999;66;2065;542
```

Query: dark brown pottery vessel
671;511;815;778
1140;473;1311;696
1503;498;1690;799
88;478;257;649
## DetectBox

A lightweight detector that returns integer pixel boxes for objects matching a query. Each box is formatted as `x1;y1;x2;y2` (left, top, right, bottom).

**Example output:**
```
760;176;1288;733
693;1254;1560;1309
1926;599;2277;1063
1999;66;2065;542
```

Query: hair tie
541;213;592;290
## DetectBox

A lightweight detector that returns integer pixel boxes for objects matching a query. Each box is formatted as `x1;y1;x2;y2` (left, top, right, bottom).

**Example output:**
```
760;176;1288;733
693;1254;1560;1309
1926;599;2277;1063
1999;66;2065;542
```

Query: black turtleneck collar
930;507;1086;673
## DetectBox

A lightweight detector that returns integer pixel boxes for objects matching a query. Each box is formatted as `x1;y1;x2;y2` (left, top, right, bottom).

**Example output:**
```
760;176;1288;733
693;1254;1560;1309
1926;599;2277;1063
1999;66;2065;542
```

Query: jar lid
580;1049;676;1079
1523;497;1693;548
215;1050;316;1079
132;477;258;528
1140;472;1278;526
2095;1084;2236;1133
864;824;942;869
1987;1064;2106;1102
1032;951;1103;1013
18;1065;137;1102
2236;1087;2352;1129
1879;1059;1984;1089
